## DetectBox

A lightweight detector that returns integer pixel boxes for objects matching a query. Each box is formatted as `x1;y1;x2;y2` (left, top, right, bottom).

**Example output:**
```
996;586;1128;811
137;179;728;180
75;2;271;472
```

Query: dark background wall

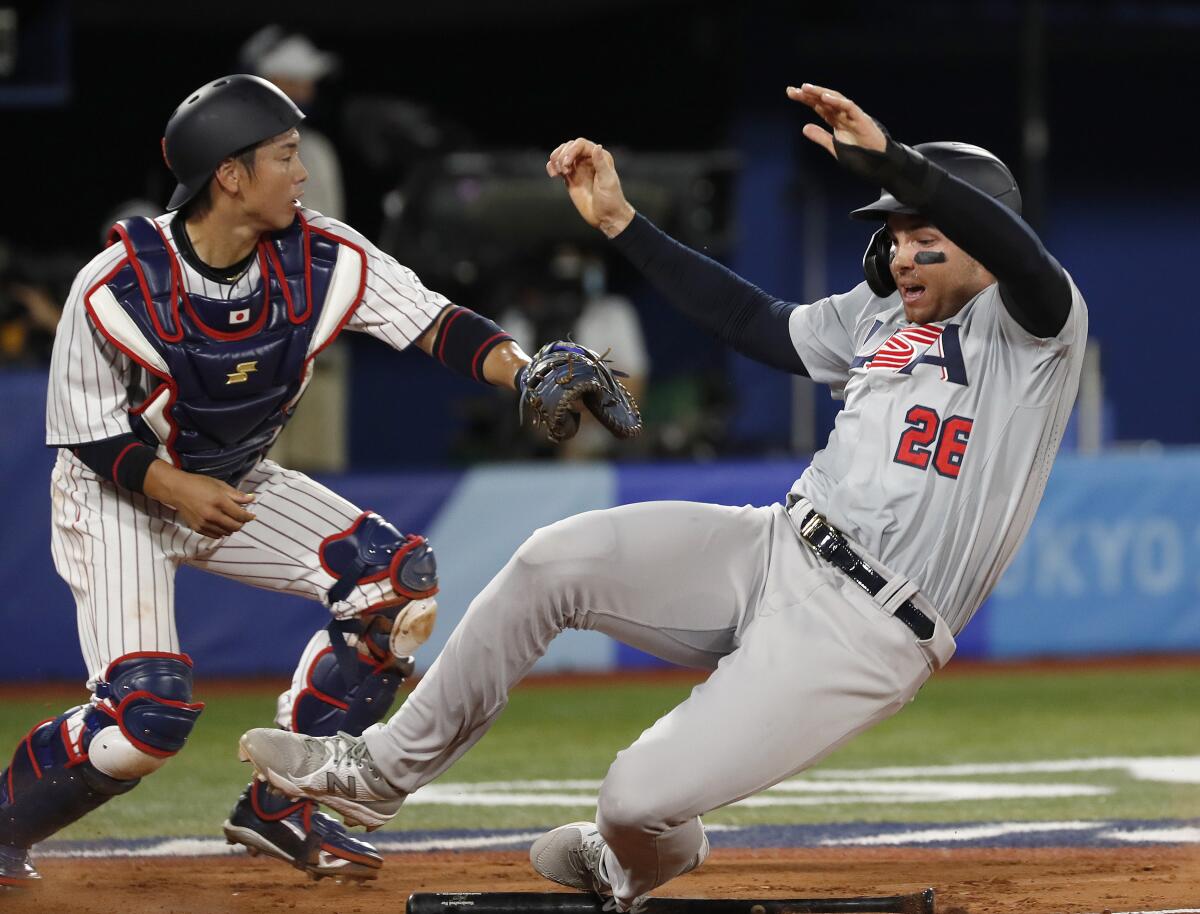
4;0;1199;457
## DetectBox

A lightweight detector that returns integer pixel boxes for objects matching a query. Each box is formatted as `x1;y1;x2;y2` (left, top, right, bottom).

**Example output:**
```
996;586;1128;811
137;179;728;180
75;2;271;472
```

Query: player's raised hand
547;138;636;238
144;462;257;538
788;84;887;159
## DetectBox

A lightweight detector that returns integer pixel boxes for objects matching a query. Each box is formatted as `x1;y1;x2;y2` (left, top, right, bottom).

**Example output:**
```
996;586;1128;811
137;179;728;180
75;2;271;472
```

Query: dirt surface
5;846;1198;914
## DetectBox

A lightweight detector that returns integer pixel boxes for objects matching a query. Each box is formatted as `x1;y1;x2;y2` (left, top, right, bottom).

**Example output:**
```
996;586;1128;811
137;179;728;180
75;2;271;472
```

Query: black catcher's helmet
162;74;304;211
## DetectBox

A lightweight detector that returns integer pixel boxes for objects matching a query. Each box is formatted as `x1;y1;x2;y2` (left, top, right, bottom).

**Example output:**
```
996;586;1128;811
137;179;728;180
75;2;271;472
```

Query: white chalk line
810;756;1200;784
36;818;1200;860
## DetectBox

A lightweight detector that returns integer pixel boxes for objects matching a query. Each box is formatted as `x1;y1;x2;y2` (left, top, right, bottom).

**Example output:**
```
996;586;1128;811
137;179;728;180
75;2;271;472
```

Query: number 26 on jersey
893;405;973;479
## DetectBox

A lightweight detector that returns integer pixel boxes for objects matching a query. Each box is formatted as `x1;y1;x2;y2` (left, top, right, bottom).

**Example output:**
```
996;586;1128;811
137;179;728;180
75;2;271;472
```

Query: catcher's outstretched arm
610;214;809;376
416;303;530;389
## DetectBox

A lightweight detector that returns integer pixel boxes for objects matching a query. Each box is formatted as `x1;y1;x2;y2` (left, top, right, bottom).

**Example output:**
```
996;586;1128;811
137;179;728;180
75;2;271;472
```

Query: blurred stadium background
2;0;1199;683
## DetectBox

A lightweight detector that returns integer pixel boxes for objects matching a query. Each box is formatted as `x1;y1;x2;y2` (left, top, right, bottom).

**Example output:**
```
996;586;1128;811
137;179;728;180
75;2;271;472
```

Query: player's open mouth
901;284;926;304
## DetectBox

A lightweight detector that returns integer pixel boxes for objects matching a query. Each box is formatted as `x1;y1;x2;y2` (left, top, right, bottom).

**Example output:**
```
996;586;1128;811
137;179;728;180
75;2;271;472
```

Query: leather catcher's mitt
519;341;642;443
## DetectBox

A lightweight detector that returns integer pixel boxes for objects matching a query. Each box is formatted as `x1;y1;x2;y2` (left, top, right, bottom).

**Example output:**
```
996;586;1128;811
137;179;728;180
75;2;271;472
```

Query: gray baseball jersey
788;278;1088;633
357;276;1087;907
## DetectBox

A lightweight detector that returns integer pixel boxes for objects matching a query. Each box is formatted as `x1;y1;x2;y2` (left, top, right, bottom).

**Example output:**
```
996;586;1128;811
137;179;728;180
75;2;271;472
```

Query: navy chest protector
84;214;366;483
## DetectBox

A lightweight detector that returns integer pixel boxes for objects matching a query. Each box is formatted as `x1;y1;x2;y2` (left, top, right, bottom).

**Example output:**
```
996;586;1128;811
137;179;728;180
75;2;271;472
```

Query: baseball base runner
239;81;1086;909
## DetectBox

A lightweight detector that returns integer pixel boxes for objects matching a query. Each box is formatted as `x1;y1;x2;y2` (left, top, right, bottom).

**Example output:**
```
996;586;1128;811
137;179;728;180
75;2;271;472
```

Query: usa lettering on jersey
851;322;968;386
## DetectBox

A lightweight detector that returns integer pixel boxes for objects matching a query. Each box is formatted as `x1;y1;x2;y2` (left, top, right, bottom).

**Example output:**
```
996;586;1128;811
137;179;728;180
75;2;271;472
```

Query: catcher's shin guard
289;632;413;737
0;709;139;850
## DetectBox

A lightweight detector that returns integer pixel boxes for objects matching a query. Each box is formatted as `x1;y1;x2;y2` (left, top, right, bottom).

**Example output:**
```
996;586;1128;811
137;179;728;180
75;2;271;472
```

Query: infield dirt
5;846;1198;914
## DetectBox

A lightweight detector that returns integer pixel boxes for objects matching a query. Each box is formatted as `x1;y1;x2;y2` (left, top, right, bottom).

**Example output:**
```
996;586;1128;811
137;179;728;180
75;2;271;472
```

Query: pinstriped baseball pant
49;451;391;693
363;499;956;907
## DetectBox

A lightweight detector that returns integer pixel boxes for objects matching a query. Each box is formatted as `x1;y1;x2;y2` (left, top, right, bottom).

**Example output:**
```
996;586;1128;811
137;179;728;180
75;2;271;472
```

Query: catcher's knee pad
289;633;412;737
0;705;139;848
320;511;438;607
87;652;205;779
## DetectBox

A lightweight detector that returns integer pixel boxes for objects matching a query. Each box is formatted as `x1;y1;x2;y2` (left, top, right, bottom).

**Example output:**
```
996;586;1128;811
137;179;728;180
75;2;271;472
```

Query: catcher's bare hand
788;83;887;158
547;138;636;239
144;461;256;538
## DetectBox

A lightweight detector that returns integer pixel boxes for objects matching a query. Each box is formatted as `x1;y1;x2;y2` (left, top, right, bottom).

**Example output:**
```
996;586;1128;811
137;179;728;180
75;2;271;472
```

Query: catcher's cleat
0;844;40;888
222;780;382;880
238;729;404;830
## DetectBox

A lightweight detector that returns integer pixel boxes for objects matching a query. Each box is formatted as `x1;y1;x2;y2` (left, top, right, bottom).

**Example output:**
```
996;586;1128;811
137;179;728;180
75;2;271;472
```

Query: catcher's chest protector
84;214;366;483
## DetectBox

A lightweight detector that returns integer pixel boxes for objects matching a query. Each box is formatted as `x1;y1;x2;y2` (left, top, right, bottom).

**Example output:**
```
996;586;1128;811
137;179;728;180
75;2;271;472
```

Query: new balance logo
226;361;258;385
327;771;357;797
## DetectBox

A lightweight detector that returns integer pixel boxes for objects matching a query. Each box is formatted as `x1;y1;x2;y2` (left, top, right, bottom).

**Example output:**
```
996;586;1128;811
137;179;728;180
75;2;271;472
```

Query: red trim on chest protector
305;217;368;361
108;223;183;343
83;262;182;467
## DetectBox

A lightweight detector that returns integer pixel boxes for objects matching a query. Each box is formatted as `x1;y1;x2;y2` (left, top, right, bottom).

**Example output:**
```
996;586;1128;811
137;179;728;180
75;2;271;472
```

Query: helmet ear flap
863;226;897;298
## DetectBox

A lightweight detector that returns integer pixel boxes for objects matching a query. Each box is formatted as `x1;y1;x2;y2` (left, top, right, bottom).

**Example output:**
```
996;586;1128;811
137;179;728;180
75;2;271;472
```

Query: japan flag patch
229;308;250;325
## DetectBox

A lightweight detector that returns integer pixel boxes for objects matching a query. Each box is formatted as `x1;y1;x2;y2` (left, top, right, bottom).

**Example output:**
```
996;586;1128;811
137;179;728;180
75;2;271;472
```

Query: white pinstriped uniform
45;208;448;687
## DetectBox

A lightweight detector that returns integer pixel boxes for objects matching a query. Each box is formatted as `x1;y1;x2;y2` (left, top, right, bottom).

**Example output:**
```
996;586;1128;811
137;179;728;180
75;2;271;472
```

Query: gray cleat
238;728;405;830
529;821;613;894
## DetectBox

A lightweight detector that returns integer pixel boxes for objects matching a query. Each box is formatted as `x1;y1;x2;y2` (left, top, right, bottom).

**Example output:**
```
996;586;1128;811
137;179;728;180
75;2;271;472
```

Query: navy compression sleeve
72;433;157;493
835;138;1072;338
610;215;808;375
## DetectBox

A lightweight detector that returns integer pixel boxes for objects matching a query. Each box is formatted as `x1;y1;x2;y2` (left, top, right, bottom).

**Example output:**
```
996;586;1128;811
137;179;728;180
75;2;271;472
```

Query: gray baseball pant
362;500;955;906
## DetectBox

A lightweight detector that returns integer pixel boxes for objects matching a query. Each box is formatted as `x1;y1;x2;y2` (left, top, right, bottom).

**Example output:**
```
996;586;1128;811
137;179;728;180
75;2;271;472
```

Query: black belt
795;509;935;641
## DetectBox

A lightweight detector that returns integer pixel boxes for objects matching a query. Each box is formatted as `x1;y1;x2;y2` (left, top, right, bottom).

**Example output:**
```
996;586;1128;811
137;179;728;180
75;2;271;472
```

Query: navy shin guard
0;714;139;849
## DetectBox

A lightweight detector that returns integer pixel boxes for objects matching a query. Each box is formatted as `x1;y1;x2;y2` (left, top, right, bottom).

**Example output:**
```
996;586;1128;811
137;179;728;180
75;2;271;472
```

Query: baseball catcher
0;73;638;890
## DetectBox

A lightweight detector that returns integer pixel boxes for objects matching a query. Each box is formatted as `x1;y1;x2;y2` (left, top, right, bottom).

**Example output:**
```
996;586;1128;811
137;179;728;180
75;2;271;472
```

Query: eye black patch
914;251;947;265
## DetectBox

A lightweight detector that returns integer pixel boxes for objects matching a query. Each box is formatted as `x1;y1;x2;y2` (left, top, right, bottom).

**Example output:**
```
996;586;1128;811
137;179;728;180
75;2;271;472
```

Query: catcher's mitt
519;341;642;443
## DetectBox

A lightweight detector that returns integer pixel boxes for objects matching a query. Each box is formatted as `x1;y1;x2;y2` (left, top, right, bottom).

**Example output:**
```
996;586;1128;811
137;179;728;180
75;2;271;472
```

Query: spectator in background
241;26;345;220
0;280;61;365
0;240;70;366
241;26;350;471
500;246;649;458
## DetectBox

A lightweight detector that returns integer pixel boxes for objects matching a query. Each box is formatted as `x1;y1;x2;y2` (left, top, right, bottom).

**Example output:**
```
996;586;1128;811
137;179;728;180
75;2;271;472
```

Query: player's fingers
592;145;622;192
805;82;845;100
547;142;570;175
592;144;614;173
789;83;837;107
561;137;596;171
207;512;243;535
801;123;837;157
219;497;257;524
197;520;229;539
786;85;822;112
819;92;863;123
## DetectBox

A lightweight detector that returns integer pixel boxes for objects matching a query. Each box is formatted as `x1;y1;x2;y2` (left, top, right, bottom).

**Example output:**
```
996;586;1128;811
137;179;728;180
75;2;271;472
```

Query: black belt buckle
797;509;935;642
798;510;839;559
